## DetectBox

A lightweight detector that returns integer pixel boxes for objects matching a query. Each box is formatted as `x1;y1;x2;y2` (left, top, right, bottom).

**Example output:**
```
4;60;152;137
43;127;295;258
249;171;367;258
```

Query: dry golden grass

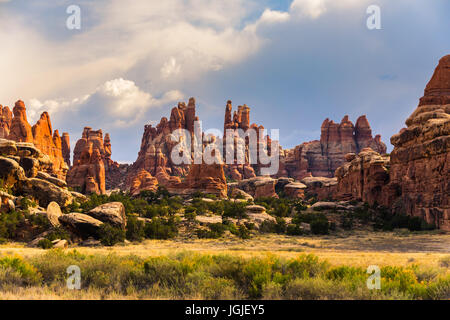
1;231;448;268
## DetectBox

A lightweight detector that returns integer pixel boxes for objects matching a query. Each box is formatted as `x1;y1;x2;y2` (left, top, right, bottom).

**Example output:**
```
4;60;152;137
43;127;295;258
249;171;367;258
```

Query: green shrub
126;216;145;242
310;219;329;235
0;210;26;239
99;224;126;246
286;224;303;236
37;238;53;249
144;217;178;240
222;201;248;220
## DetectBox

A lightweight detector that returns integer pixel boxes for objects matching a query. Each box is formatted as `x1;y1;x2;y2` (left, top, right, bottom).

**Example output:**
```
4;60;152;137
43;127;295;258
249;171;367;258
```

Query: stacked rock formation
0;105;12;138
67;128;107;194
0;138;74;209
387;55;450;230
278;115;386;180
8;100;33;143
31;112;68;180
223;100;265;180
126;98;199;193
1;100;69;179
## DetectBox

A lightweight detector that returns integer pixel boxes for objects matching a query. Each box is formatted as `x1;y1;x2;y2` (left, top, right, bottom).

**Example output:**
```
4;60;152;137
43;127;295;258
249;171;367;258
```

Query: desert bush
0;250;445;299
0;256;42;285
0;210;26;239
98;224;126;246
196;223;227;239
144;217;178;240
37;239;53;249
126;216;145;242
222;201;248;220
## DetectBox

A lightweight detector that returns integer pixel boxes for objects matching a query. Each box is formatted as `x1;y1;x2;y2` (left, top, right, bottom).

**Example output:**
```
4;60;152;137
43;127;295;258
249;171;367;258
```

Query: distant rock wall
278;115;386;180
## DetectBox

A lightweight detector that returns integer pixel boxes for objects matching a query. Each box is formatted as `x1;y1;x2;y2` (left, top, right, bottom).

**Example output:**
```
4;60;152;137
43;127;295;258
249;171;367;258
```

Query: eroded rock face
175;162;228;198
61;132;71;167
335;148;390;205
68;127;123;194
8;100;33;143
125;98;200;194
129;169;158;196
229;176;278;199
278;115;386;180
67;142;106;195
301;176;338;201
32;112;68;179
0;139;74;208
0;105;12;138
1;101;69;179
388;55;450;230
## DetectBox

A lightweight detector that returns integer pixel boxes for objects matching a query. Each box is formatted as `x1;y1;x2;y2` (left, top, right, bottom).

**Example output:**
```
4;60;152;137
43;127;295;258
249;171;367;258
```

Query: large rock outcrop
335;149;390;205
127;98;198;186
31;112;68;179
278;115;386;180
68;128;124;194
388;55;450;230
8;100;33;143
0;138;74;208
328;55;450;230
1;101;69;179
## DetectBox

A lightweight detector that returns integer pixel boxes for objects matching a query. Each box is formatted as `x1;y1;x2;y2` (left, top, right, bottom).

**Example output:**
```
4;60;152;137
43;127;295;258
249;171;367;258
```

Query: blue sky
0;0;449;162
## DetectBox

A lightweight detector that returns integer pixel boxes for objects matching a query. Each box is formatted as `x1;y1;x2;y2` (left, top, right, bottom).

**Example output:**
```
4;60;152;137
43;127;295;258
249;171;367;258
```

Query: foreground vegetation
0;250;448;300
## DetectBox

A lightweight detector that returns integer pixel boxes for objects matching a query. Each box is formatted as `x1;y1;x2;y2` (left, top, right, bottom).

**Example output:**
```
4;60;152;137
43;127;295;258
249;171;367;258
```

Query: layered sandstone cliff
279;115;386;180
330;55;450;230
388;55;450;230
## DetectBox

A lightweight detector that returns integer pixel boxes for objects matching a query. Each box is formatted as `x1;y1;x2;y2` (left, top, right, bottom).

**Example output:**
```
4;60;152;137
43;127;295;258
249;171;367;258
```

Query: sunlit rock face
388;55;450;230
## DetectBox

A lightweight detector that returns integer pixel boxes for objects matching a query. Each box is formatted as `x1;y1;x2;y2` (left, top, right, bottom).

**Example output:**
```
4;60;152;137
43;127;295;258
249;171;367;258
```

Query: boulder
37;171;67;188
21;178;73;207
52;239;68;249
46;201;62;227
0;139;17;155
88;202;127;229
230;188;254;201
0;156;26;187
283;182;307;199
59;213;103;238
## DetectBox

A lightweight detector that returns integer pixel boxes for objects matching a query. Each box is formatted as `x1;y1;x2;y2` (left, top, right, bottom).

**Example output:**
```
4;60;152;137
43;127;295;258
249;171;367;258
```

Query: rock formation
125;98;199;193
31;112;68;179
335;149;390;205
278;115;386;180
61;132;71;167
67;128;106;194
8;100;33;143
328;55;450;230
68;127;124;194
387;55;450;230
0;105;12;138
128;98;198;179
0;138;75;208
